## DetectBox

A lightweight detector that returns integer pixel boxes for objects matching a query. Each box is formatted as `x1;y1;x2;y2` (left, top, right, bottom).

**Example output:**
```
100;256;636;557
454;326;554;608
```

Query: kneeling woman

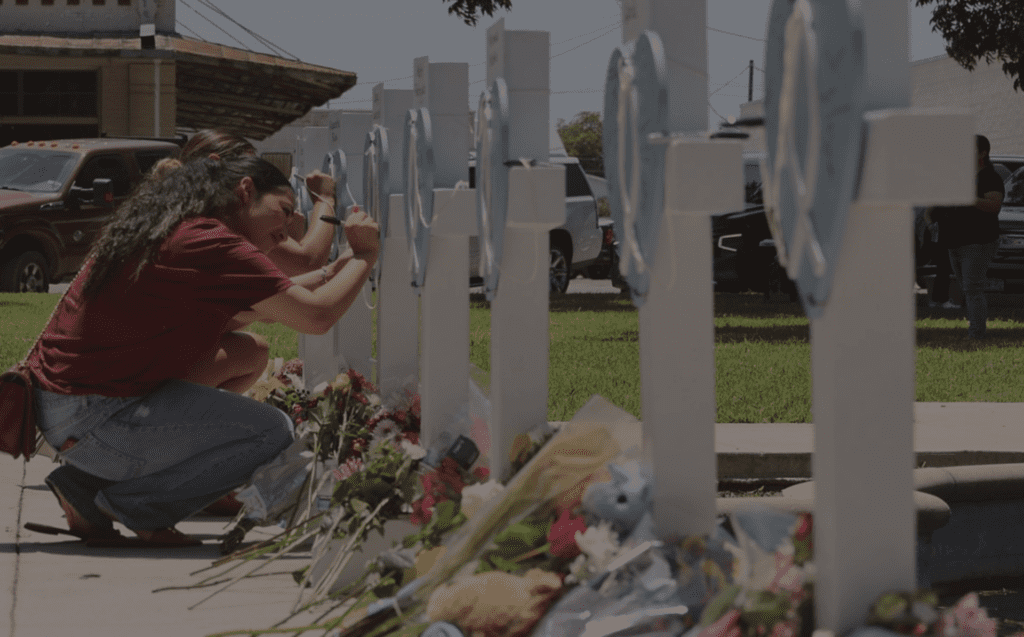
26;156;379;545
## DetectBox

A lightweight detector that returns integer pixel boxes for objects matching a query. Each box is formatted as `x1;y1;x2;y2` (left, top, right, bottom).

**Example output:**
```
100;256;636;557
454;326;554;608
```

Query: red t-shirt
28;218;294;396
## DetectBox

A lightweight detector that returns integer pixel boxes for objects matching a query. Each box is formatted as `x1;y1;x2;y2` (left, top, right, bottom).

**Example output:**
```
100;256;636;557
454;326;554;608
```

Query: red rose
548;508;587;559
436;458;466;493
472;467;490;482
794;513;812;542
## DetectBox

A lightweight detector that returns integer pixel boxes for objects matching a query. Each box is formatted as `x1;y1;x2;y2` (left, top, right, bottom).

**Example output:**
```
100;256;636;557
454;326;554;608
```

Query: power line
551;25;620;60
708;26;765;43
175;20;208;43
195;0;299;60
710;65;750;98
178;0;254;53
552;20;622;46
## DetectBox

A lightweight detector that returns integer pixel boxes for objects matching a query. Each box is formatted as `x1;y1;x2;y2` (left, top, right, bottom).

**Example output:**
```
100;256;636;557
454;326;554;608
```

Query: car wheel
550;245;570;294
1;251;49;293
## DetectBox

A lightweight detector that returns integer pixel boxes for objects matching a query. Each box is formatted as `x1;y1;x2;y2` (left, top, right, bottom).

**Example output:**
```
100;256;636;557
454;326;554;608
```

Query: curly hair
81;156;291;299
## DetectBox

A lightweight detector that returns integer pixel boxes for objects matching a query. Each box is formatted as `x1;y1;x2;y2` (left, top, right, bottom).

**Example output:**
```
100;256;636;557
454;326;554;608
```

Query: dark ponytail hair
81;155;291;298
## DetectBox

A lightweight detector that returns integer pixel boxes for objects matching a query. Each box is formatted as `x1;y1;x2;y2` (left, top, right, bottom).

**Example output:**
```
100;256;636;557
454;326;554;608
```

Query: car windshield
0;149;79;193
1006;167;1024;207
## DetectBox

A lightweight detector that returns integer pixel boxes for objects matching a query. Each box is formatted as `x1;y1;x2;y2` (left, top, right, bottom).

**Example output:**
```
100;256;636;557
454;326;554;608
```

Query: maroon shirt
28;218;293;396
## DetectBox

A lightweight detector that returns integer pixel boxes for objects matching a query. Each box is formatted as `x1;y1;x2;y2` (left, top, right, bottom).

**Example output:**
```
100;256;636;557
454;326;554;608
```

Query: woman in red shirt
27;155;379;546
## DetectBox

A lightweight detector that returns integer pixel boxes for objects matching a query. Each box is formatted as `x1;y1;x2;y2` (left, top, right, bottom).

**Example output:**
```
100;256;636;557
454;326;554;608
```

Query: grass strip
6;290;1024;423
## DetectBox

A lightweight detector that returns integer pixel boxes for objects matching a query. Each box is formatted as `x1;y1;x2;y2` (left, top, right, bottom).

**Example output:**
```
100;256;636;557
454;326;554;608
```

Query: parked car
468;154;603;293
0;138;178;292
709;152;797;295
584;216;618;280
915;155;1024;293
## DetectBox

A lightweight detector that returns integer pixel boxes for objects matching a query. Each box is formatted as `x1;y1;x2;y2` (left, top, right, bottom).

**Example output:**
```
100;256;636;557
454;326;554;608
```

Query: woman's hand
344;209;380;257
305;171;337;206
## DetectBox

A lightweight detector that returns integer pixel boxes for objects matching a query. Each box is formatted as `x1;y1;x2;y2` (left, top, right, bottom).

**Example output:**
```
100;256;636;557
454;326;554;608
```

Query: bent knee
225;331;270;370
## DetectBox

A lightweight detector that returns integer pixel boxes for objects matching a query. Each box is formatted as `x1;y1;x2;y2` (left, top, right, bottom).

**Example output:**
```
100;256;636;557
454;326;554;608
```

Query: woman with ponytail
25;155;379;546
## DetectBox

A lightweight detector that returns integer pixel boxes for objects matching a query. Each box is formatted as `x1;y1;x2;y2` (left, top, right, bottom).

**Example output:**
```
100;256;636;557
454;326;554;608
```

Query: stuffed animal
581;462;651;540
425;568;563;637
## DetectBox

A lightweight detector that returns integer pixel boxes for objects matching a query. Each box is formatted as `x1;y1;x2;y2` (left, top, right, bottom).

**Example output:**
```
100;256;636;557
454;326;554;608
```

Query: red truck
0;138;178;292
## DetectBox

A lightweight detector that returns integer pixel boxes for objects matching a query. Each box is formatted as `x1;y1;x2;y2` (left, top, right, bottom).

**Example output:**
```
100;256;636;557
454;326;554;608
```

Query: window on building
68;0;81;4
15;0;29;5
92;0;105;5
0;72;17;117
20;71;98;117
118;0;131;4
43;0;56;5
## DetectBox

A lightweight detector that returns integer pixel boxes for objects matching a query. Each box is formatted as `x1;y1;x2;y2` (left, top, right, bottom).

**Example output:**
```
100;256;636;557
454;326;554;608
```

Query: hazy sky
175;0;949;127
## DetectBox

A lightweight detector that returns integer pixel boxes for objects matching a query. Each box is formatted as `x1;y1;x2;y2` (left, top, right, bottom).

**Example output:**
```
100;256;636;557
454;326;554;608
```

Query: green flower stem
189;522;323;611
302;496;393;609
513;542;552;563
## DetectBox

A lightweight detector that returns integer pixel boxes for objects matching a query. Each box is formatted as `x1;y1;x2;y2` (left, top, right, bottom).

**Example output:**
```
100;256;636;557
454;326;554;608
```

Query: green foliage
557;111;604;177
916;0;1024;91
404;500;468;551
477;511;553;574
441;0;512;26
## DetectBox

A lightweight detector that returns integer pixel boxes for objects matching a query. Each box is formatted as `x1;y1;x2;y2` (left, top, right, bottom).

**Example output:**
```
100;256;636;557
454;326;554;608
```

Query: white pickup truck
468;154;603;293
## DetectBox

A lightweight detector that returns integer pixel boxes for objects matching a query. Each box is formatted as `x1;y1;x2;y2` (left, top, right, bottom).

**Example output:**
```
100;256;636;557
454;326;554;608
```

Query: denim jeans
35;380;293;530
948;241;998;339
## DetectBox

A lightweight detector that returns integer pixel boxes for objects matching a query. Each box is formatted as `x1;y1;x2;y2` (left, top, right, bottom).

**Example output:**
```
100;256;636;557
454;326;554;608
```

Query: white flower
284;373;305;390
565;553;590;585
368;419;402;455
374;419;401;439
312;381;330;395
459;480;505;520
400;439;427;460
575;521;620;573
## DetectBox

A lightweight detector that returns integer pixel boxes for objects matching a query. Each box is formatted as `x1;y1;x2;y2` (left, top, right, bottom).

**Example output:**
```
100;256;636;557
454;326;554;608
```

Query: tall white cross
762;0;974;632
411;58;477;450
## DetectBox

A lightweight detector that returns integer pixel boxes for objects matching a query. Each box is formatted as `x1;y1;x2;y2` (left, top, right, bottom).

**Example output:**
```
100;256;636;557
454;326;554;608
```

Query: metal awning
0;33;357;140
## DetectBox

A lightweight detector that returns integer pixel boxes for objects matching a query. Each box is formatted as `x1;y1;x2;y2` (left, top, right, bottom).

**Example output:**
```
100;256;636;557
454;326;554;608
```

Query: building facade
911;54;1024;156
0;0;355;145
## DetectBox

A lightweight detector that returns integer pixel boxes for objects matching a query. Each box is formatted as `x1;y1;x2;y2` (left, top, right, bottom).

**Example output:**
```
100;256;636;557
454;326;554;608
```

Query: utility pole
748;59;754;102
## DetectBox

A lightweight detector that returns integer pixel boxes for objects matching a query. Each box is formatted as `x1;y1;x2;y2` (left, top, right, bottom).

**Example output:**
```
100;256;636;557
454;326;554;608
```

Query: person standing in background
934;135;1005;340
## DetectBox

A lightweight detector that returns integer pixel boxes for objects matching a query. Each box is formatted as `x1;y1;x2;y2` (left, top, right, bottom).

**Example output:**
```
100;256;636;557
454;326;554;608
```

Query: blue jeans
35;380;293;530
948;241;998;339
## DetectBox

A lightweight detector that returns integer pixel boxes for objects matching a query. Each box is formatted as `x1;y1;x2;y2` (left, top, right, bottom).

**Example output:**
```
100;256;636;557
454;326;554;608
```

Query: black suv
0;138;178;292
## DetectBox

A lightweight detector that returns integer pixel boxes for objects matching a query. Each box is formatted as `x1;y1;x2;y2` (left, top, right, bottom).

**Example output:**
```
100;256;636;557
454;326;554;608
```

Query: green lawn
5;290;1024;422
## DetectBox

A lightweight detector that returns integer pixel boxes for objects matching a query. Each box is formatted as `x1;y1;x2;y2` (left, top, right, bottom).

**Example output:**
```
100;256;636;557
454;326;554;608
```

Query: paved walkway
3;402;1023;636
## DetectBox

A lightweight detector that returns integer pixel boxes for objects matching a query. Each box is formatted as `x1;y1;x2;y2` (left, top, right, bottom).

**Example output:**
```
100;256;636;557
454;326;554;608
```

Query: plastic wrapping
234;437;315;526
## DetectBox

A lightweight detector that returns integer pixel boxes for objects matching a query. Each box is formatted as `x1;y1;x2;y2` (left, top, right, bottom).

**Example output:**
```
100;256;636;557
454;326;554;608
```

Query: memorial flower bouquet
191;364;428;592
864;589;1018;637
686;511;815;637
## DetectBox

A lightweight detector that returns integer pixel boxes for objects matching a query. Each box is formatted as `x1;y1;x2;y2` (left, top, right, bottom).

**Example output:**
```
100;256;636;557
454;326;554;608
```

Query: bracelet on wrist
320;215;342;225
320;266;330;285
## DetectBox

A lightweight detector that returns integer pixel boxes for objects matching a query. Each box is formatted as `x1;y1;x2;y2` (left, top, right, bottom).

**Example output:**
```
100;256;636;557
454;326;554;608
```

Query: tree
441;0;512;26
557;111;603;177
916;0;1024;91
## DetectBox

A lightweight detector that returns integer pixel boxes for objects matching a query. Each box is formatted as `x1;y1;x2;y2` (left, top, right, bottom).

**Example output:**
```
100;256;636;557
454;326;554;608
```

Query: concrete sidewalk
717;402;1024;478
3;402;1023;636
